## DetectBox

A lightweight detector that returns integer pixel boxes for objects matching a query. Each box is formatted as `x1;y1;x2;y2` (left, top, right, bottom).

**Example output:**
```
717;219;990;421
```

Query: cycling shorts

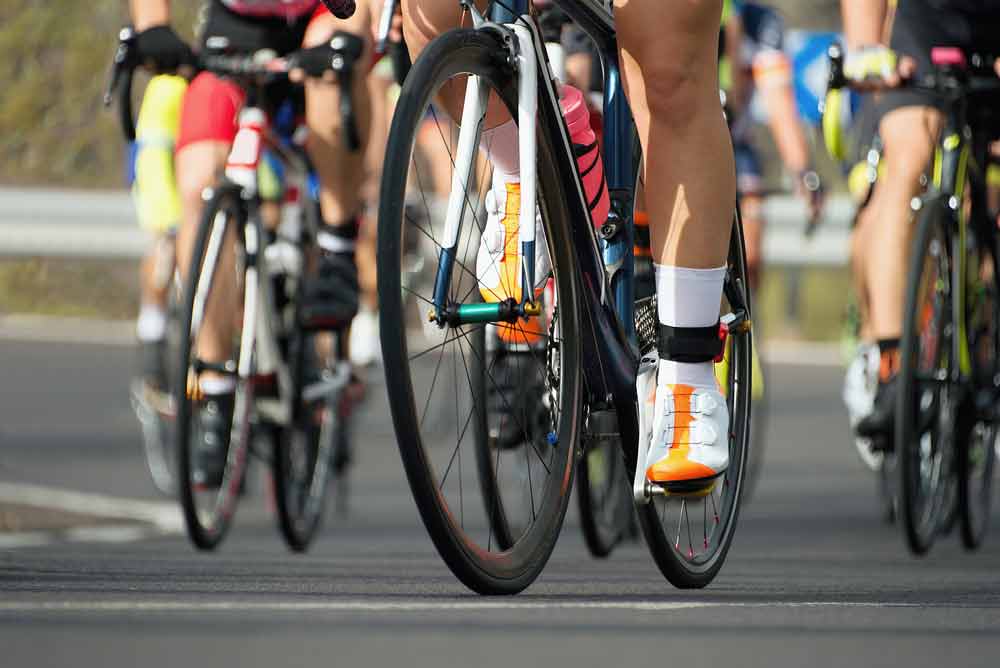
176;1;326;151
881;0;1000;115
734;141;763;197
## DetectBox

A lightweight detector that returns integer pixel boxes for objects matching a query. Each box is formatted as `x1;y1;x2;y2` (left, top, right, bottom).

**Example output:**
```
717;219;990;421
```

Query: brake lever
330;33;364;153
105;26;138;142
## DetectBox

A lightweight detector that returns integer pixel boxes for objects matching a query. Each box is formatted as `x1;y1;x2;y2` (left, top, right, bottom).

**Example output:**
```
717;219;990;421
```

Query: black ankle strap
658;322;725;363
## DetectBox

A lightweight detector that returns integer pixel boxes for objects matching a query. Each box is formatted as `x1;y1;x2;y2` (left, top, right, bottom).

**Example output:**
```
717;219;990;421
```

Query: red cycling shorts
176;5;328;152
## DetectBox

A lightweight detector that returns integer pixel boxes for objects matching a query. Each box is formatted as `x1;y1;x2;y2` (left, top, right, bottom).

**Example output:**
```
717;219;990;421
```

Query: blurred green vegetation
0;1;839;189
0;1;199;188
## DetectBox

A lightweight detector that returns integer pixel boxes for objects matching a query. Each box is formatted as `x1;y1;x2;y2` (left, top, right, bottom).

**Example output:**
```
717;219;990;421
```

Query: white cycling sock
655;263;726;390
479;119;520;183
136;304;167;343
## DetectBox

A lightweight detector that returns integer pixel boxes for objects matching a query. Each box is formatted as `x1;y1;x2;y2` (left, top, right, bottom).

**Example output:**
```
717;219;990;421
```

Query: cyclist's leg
734;142;764;290
298;3;373;328
402;0;507;124
616;0;735;486
852;105;939;435
175;73;244;391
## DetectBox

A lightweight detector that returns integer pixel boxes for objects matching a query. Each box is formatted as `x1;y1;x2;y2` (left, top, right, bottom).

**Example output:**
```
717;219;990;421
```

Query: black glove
293;32;364;77
134;25;195;72
320;0;357;19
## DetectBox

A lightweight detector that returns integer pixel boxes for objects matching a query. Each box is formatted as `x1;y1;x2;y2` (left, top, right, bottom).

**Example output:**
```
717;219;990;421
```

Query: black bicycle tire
576;438;630;558
174;183;250;551
743;351;769;504
957;222;998;550
273;331;338;552
635;217;754;588
896;195;954;556
377;28;582;595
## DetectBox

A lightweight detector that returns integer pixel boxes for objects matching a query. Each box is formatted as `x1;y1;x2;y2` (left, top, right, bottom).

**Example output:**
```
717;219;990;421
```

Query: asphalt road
1;337;999;667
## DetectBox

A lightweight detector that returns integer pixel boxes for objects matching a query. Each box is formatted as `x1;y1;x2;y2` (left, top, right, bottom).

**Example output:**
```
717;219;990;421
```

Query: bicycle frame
196;100;324;426
437;0;642;463
926;78;996;382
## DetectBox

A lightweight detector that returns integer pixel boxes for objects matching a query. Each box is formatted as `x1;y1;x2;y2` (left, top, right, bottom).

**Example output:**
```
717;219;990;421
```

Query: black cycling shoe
192;392;235;489
300;250;359;330
139;338;168;393
488;348;546;450
856;376;898;449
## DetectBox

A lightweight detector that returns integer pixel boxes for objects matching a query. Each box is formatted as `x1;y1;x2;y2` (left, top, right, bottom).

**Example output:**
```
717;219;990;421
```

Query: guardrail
0;187;856;265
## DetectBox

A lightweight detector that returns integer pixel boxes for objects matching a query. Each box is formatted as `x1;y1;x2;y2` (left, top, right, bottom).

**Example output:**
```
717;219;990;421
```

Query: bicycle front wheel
636;217;754;588
174;183;253;550
896;195;957;555
377;28;582;595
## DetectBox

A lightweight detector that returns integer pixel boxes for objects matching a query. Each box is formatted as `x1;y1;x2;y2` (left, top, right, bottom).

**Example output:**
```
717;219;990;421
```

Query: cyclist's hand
320;0;357;19
134;25;195;72
843;45;916;90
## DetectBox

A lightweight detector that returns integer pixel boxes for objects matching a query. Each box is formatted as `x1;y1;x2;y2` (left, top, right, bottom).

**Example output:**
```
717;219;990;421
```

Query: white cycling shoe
636;357;730;495
476;177;551;346
843;342;882;471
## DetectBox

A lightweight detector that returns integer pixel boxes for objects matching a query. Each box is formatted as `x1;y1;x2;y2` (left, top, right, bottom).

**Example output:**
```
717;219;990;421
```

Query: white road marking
62;526;155;544
0;600;921;614
0;315;134;346
0;532;54;549
0;482;183;534
762;340;843;367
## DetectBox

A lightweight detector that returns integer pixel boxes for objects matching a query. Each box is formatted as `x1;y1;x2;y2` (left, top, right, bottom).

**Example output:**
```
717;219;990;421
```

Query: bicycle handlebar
104;28;363;152
103;27;139;142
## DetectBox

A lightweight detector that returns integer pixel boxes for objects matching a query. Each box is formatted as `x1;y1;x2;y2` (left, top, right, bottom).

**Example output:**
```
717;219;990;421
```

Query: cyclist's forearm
841;0;886;48
131;0;171;30
763;83;810;174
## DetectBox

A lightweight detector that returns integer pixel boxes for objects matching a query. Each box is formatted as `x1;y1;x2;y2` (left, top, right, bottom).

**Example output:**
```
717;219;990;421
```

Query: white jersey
219;0;319;19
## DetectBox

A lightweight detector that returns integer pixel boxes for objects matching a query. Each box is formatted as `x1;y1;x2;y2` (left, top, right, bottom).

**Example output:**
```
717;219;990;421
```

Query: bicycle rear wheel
174;183;253;550
377;28;582;595
577;435;633;558
636;217;753;588
896;195;956;555
957;222;999;550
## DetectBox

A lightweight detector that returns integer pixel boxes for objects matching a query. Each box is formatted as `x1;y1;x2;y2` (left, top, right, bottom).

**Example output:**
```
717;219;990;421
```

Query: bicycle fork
429;13;540;327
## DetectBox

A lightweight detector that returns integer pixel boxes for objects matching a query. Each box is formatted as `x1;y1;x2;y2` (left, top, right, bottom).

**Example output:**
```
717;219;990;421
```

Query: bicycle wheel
577;434;633;558
274;330;346;552
896;195;957;555
174;183;253;550
636;217;753;588
378;28;582;595
131;260;184;496
957;223;999;550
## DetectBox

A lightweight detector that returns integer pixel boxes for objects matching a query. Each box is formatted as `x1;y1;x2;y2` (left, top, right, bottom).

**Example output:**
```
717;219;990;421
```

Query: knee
641;60;711;125
879;108;941;187
176;150;218;214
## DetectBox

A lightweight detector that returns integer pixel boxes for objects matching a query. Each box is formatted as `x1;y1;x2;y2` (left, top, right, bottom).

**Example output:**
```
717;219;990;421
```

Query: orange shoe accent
186;373;204;402
482;183;544;345
645;385;720;487
481;183;523;305
878;347;900;382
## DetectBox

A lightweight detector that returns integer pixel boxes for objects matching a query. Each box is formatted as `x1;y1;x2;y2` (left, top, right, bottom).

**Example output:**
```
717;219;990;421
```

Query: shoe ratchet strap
658;321;728;364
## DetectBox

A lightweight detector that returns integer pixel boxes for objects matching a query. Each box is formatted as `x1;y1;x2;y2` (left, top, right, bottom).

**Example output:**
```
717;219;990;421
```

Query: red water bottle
560;84;609;229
